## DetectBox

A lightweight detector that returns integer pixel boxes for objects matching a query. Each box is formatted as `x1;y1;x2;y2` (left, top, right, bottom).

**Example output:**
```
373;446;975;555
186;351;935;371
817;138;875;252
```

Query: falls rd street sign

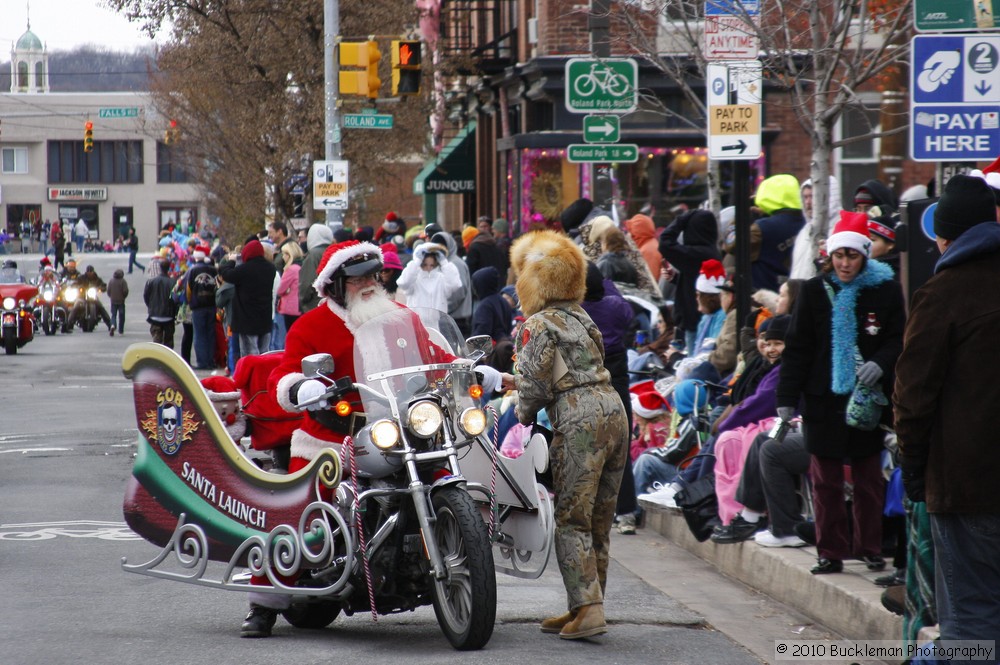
567;144;639;163
312;160;349;210
565;58;638;114
583;115;620;143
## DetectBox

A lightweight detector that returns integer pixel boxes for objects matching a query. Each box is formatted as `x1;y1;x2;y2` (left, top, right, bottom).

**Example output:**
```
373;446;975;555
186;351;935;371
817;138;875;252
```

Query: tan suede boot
558;602;606;639
540;610;576;634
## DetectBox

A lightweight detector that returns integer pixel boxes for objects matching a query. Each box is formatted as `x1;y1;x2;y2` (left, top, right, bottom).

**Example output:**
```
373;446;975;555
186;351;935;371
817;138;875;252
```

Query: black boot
240;604;278;638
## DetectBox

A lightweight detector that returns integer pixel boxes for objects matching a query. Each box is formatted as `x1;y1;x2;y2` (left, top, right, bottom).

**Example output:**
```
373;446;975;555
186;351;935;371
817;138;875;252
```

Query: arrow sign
567;143;639;163
582;115;621;143
722;139;748;153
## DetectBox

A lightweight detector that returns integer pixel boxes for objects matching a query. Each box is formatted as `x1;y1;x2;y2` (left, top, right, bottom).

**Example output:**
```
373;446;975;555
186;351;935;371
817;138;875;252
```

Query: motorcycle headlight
43;290;55;302
407;401;443;438
370;419;400;450
86;287;98;298
459;407;487;437
64;287;79;303
2;297;14;310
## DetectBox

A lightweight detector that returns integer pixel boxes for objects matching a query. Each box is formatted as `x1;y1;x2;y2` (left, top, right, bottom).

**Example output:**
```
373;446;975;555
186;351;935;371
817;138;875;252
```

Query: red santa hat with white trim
312;239;383;296
629;380;669;419
827;210;873;258
695;258;727;294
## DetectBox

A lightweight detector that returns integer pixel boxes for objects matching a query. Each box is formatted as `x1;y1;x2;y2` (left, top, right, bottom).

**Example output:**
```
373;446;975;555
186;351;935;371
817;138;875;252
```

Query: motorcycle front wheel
3;329;17;355
429;487;497;651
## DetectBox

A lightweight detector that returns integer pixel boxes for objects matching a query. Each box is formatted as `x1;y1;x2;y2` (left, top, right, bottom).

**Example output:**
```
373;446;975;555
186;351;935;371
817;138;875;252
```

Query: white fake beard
345;284;397;328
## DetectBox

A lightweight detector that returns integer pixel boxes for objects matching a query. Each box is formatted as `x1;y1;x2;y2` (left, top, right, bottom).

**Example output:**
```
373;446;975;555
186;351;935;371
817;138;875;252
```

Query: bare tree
106;0;432;241
615;0;912;239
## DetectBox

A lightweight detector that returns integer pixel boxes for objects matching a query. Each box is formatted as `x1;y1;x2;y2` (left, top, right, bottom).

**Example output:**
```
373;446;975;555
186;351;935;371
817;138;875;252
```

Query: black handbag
672;454;720;542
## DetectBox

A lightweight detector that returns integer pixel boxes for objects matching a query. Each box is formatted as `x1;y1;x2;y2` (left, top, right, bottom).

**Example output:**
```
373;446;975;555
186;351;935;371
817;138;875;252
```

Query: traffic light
84;121;94;153
164;119;179;144
391;40;422;96
339;41;381;98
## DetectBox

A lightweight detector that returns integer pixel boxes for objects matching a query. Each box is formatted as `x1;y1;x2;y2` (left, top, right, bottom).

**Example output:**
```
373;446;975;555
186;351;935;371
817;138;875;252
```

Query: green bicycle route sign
567;143;639;163
565;58;638;114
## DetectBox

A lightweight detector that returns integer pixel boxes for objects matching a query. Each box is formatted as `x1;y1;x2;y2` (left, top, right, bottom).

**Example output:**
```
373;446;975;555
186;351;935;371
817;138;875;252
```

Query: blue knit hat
672;379;709;416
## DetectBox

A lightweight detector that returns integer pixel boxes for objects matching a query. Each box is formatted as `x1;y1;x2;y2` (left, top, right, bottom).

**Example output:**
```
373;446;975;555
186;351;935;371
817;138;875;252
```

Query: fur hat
827;211;872;257
587;215;616;244
630;381;668;419
510;230;587;317
934;174;998;240
695;259;727;294
312;240;382;295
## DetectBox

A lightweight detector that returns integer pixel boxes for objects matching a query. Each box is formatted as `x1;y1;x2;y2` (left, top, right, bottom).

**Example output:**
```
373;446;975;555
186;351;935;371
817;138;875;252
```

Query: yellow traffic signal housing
84;121;94;153
391;40;421;96
339;41;381;98
165;119;179;144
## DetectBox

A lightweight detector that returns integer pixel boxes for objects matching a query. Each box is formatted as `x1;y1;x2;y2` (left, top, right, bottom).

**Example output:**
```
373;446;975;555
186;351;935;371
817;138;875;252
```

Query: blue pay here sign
911;106;1000;161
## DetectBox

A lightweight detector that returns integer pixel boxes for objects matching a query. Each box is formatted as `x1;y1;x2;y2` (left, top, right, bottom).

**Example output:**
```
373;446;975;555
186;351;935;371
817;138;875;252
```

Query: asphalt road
0;252;768;665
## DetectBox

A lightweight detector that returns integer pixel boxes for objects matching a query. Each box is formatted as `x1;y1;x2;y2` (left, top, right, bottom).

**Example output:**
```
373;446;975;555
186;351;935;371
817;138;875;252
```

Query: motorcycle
33;279;68;336
0;270;37;355
120;307;554;650
64;282;102;332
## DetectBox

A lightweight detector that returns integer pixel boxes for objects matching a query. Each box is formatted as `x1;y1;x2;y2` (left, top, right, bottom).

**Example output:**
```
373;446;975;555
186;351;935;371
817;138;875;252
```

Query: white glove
295;379;328;411
856;361;884;387
476;365;502;397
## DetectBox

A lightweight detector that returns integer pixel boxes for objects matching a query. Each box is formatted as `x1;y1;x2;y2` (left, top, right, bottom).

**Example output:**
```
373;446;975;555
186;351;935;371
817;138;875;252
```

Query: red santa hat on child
312;240;383;295
827;211;873;258
695;259;727;294
629;380;669;419
192;245;210;261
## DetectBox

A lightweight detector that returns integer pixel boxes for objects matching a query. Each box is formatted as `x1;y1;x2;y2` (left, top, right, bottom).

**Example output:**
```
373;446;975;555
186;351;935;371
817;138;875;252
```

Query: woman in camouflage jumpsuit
501;229;628;640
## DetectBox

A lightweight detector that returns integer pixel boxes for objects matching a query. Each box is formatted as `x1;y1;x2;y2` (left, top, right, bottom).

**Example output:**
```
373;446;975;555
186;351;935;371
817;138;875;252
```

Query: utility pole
589;0;614;213
324;0;344;228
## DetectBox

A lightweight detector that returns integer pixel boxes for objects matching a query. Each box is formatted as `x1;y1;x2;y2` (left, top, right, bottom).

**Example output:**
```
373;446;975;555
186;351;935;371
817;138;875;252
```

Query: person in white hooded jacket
791;176;842;279
396;241;462;313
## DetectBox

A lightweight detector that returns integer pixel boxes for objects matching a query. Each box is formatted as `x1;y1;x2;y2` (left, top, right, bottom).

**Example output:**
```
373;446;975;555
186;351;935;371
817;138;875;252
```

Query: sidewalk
636;500;902;646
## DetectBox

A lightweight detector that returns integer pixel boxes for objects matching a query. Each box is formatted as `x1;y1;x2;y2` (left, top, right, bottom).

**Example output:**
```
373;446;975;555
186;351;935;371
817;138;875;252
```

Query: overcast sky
2;1;163;53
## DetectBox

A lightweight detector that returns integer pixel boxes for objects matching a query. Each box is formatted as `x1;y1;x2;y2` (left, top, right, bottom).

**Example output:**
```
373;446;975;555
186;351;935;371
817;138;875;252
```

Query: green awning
413;122;477;196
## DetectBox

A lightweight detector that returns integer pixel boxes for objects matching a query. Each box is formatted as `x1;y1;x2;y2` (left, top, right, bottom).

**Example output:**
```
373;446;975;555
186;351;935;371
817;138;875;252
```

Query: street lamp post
324;0;344;228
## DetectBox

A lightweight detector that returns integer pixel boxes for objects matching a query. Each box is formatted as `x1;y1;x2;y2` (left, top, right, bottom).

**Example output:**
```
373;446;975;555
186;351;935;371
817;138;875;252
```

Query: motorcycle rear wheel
429;487;497;651
281;601;341;629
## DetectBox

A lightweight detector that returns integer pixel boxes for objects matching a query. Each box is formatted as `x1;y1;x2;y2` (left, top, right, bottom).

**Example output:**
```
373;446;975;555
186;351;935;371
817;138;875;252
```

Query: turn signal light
335;400;353;417
469;384;483;400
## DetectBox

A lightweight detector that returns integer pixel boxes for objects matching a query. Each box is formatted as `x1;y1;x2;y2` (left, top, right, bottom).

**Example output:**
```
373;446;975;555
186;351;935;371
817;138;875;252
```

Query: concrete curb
643;501;903;643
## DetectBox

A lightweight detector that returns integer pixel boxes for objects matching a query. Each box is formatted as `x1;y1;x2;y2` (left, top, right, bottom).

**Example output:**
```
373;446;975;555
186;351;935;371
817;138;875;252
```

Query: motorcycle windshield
352;306;473;422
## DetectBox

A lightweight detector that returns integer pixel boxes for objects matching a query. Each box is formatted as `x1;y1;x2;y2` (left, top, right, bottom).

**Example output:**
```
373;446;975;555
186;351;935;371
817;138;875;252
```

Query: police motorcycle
120;307;554;651
32;271;69;336
0;261;37;355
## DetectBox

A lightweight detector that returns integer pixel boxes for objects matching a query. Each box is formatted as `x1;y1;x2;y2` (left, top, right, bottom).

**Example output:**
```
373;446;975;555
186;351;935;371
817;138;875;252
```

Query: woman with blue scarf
776;211;905;575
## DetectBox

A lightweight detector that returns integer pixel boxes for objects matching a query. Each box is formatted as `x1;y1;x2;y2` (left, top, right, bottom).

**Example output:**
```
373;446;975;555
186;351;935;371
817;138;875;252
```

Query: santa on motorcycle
242;239;501;637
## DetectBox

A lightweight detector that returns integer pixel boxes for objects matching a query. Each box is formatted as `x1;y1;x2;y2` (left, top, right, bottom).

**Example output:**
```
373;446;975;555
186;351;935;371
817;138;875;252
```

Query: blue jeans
238;332;271;358
930;513;1000;662
191;307;216;369
110;303;125;333
128;250;145;274
633;452;680;496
